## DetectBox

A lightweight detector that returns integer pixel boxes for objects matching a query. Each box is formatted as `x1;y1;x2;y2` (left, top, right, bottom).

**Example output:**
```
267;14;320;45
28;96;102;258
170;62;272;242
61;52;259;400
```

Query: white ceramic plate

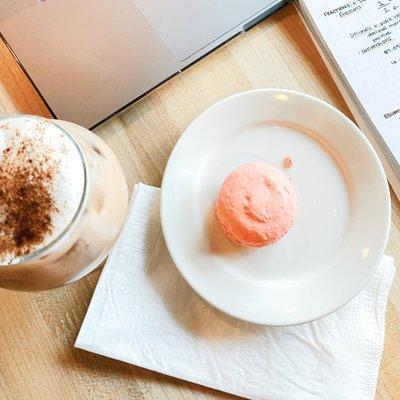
161;89;390;326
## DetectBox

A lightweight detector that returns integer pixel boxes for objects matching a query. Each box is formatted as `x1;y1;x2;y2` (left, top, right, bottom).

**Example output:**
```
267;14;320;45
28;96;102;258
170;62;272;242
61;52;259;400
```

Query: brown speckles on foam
0;136;58;259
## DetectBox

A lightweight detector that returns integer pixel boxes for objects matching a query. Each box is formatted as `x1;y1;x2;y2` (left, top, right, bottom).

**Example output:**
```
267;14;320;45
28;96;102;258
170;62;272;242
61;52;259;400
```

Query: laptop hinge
242;1;289;31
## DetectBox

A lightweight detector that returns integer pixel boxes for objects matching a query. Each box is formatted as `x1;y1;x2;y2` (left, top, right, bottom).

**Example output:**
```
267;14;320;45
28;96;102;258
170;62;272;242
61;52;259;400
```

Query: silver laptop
0;0;287;128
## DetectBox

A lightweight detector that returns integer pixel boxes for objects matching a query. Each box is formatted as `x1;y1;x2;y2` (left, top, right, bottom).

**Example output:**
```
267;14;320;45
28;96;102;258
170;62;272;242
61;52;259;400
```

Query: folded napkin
76;183;395;400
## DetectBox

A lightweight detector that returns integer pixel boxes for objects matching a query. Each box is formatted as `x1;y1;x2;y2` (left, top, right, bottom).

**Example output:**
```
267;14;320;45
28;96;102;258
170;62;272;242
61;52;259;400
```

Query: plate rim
160;88;391;326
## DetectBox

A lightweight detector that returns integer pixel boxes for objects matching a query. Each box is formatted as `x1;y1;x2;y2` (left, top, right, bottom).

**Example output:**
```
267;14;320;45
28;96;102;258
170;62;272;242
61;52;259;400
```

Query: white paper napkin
76;183;395;400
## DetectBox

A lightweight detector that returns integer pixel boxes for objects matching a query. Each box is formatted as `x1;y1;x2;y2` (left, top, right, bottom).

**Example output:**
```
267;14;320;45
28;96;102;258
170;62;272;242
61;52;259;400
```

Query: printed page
300;0;400;169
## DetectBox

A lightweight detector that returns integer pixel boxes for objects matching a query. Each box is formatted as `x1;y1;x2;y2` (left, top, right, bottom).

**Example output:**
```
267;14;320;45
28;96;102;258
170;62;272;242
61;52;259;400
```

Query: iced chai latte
0;116;128;290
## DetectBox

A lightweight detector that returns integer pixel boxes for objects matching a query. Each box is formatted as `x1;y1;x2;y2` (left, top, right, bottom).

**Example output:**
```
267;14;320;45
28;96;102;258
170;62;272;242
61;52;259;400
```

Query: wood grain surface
0;4;399;399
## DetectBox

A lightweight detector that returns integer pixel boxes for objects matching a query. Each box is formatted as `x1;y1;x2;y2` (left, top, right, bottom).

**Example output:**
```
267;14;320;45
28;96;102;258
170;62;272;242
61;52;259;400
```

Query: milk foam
0;116;85;264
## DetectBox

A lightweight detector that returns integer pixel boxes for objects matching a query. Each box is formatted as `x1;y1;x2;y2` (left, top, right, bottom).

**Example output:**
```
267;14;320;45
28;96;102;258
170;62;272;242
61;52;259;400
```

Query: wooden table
0;4;399;399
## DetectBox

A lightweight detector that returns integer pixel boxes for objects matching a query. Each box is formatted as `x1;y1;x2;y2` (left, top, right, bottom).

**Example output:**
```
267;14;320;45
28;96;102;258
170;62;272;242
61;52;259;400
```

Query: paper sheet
299;0;400;174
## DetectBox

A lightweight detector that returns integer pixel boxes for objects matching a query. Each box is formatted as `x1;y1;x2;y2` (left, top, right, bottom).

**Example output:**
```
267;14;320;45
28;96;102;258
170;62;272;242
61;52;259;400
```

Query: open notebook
296;0;400;197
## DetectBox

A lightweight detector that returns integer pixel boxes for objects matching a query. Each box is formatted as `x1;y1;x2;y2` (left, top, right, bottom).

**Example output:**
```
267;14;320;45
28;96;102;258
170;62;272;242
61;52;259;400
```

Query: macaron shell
215;163;297;247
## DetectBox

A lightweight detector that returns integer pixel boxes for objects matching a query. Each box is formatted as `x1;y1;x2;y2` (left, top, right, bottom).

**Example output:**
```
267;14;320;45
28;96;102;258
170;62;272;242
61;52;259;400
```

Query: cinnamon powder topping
0;133;58;259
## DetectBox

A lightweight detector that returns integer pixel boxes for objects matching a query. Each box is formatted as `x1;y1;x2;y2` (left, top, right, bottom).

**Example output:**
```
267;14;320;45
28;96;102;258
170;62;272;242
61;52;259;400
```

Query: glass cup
0;115;129;290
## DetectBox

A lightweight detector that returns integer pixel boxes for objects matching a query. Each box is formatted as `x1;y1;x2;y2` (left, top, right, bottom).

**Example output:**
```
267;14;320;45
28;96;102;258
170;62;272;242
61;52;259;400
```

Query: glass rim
0;114;88;266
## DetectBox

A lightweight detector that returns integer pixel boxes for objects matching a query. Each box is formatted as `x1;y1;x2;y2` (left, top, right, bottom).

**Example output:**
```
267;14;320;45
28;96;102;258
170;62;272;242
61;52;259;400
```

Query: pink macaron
215;163;297;247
